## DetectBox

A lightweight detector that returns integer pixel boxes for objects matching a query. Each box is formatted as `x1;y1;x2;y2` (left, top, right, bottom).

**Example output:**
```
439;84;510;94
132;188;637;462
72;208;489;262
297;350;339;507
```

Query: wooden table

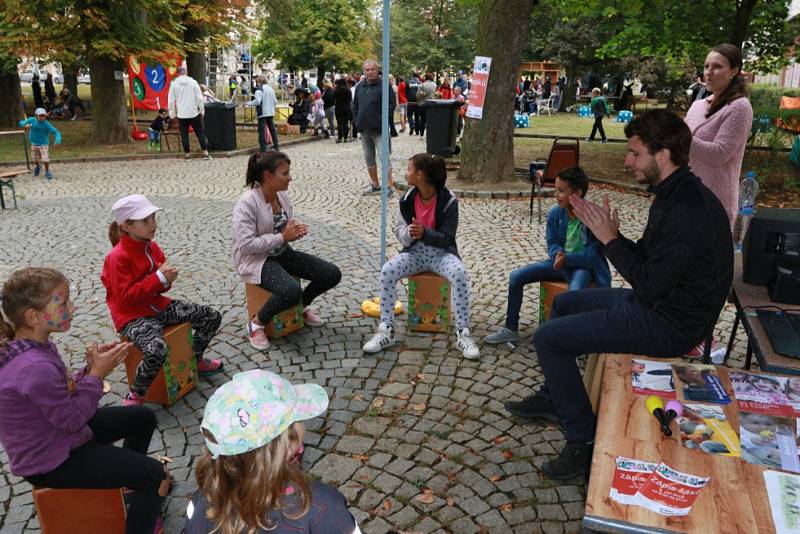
725;254;800;374
583;356;776;533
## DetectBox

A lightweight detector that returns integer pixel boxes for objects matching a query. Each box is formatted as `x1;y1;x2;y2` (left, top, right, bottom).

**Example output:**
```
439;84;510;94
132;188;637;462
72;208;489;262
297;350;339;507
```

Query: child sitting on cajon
484;167;611;345
102;194;224;406
362;153;480;360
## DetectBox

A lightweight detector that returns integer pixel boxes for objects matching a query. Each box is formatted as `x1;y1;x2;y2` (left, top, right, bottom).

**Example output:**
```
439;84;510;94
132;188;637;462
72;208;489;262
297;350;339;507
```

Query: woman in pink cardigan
684;43;753;229
232;151;342;350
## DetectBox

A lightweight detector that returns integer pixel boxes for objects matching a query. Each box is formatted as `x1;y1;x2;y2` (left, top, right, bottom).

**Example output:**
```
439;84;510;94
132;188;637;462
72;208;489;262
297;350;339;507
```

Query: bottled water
733;171;758;252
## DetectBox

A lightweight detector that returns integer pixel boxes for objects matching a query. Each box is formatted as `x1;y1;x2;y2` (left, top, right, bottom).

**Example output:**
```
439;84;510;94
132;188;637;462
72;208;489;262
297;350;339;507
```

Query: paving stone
372;472;403;494
335;435;375;455
309;454;360;485
537;503;568;521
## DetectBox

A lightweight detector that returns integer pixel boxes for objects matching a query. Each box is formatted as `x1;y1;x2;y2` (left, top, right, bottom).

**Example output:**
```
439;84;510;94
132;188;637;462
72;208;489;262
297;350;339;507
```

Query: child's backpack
406;81;420;103
592;97;607;117
791;135;800;167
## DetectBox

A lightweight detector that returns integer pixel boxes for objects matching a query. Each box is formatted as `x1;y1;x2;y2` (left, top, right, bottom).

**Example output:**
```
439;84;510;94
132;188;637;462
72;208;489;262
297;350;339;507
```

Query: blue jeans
532;288;695;443
505;260;592;331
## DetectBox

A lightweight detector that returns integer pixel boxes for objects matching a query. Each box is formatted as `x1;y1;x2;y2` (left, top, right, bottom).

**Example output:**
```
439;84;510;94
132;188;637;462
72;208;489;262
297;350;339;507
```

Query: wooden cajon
582;353;608;412
245;283;304;338
407;272;451;333
34;487;126;534
538;280;595;323
124;322;197;405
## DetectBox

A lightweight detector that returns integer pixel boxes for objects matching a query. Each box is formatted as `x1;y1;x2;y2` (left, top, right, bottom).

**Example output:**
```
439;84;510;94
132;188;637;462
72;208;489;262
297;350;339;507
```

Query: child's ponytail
108;221;121;246
246;151;292;189
0;312;15;350
410;153;447;190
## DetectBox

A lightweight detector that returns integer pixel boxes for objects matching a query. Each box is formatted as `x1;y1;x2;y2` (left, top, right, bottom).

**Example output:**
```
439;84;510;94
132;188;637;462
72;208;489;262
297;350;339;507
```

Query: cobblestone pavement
0;134;750;534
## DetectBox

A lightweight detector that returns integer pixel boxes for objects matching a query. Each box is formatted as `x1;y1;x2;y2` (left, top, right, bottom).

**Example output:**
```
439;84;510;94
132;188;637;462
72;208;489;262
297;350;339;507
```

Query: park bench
0;167;28;210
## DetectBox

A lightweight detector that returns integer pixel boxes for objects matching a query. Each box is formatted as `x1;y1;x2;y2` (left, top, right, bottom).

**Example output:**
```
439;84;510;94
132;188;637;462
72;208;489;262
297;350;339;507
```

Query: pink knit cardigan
684;96;753;228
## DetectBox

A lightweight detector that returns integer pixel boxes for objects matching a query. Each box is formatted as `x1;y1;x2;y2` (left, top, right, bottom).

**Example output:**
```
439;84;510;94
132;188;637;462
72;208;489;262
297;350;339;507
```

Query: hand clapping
282;219;309;242
409;217;425;240
569;193;620;245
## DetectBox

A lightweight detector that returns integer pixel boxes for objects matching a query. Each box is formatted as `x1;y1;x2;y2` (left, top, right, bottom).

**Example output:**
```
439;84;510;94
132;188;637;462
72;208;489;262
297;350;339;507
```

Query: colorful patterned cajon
124;321;198;405
34;487;126;534
539;280;595;323
245;283;304;338
407;272;451;333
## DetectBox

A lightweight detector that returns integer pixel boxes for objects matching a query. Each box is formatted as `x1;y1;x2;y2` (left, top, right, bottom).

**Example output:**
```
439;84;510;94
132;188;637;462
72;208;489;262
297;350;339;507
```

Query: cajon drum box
245;283;304;338
34;487;126;534
407;272;451;333
124;322;197;405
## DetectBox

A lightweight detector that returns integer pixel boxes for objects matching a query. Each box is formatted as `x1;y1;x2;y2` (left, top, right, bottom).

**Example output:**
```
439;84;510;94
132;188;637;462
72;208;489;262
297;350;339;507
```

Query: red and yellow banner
466;56;492;120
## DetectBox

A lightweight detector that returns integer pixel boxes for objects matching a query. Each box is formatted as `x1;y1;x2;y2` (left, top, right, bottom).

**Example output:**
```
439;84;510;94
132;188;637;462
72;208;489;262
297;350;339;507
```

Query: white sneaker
457;328;480;360
363;323;395;353
247;321;269;350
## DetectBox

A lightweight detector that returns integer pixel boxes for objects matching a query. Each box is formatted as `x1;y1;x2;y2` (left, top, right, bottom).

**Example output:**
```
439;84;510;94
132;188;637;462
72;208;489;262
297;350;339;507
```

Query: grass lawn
514;113;800;207
0;119;309;163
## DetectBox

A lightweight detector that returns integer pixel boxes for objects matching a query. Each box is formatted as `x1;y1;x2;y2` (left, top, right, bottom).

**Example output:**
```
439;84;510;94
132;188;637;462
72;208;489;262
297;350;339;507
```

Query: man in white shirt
168;67;211;160
245;76;280;152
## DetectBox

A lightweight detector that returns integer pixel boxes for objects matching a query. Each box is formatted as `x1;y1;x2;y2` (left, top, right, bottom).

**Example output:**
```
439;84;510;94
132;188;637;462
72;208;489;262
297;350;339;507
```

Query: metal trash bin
423;99;461;156
204;102;237;151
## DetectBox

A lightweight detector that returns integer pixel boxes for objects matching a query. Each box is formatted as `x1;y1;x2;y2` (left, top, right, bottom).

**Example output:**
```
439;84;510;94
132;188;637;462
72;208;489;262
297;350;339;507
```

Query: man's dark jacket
353;78;396;134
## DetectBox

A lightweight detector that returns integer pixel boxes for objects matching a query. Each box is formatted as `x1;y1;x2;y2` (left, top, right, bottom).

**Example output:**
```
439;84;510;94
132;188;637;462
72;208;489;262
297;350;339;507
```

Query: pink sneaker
123;391;145;407
303;307;325;327
196;358;224;377
686;338;726;362
247;321;270;350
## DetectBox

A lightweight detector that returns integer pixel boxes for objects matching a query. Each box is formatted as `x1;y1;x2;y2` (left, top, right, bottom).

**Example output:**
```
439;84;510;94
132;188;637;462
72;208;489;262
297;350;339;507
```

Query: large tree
255;0;372;82
385;0;478;79
0;53;23;128
458;0;536;183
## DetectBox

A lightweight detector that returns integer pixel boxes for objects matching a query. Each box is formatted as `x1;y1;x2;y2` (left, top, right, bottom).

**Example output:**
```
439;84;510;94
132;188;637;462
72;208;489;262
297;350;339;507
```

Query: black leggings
25;407;165;534
257;247;342;324
335;108;351;140
589;116;606;141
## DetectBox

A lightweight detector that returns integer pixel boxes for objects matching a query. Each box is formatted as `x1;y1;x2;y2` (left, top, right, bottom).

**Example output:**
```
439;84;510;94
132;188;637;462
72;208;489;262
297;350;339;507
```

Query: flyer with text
634;462;711;516
610;456;658;505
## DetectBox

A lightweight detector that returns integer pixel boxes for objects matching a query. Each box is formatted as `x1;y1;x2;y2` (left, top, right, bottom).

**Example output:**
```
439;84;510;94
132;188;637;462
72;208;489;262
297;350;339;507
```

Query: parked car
19;71;33;83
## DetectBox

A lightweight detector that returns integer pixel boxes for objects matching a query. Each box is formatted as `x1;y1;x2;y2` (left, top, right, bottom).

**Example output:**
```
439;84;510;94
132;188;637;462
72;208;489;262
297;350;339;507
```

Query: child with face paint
102;194;224;406
0;267;171;534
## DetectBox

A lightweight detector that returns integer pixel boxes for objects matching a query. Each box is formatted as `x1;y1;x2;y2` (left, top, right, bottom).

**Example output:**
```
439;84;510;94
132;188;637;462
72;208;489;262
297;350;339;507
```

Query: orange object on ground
777;96;800;133
245;283;304;338
407;272;451;333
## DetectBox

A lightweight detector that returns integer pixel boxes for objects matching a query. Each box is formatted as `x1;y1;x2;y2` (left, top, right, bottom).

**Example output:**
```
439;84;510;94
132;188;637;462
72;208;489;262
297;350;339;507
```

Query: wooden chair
0;167;27;210
529;138;580;223
34;487;126;534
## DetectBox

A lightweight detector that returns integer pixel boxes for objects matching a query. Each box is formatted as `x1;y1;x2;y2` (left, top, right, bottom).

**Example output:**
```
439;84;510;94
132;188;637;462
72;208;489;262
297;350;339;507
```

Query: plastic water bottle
733;171;758;252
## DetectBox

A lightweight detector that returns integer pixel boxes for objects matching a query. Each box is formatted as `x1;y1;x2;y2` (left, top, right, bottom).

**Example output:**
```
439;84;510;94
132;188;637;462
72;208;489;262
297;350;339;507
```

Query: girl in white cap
18;108;61;180
186;370;362;534
101;194;224;406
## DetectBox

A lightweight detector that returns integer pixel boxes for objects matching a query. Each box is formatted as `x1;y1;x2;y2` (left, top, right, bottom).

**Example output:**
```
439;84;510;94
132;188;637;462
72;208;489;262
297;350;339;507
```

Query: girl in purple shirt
0;267;170;534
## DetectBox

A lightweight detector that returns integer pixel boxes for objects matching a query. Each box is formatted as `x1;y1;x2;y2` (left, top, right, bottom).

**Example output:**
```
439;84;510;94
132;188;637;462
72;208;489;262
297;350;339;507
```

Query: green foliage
749;83;800;112
558;0;797;75
254;0;372;74
385;0;478;77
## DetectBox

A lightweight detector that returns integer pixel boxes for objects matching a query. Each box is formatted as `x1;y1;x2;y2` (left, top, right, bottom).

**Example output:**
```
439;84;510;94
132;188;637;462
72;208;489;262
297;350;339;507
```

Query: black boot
504;393;559;423
541;441;593;480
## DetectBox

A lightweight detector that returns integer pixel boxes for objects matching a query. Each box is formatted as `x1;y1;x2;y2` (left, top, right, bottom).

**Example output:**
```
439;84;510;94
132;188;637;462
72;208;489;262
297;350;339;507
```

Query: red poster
128;56;182;111
466;56;492;120
635;462;710;516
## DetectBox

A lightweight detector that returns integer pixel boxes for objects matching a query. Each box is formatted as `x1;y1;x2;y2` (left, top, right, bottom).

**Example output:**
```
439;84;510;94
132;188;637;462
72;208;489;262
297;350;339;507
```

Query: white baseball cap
34;108;47;116
111;194;160;224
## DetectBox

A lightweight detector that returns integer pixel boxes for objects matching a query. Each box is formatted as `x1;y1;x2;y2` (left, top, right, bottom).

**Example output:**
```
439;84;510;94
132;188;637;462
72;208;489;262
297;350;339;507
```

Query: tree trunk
458;0;536;183
88;54;130;144
185;25;208;83
316;64;325;86
0;70;24;127
562;64;577;112
731;0;757;50
62;62;80;96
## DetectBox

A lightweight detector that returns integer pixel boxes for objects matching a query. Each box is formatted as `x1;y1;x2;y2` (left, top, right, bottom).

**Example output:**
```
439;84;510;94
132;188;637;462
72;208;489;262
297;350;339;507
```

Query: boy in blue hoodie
19;108;62;180
484;166;611;344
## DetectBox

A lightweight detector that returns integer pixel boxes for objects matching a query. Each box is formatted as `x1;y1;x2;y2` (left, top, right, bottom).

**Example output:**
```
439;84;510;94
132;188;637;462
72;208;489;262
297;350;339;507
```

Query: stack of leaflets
764;470;800;533
672;363;731;404
610;456;710;516
677;403;740;457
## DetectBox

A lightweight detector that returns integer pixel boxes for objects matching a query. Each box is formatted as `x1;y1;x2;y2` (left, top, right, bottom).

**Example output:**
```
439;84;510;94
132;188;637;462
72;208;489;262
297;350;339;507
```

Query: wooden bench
245;283;304;338
407;272;451;333
0;167;27;209
34;487;126;534
123;322;198;405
